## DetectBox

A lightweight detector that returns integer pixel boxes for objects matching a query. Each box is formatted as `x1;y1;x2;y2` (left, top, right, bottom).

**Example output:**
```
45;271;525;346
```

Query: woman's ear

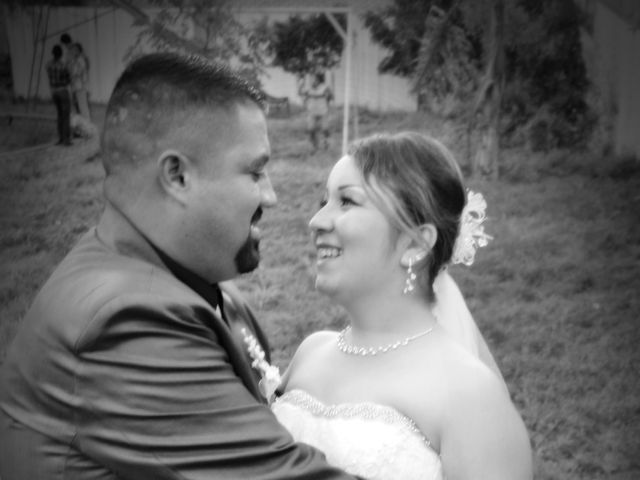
400;224;437;267
157;150;192;202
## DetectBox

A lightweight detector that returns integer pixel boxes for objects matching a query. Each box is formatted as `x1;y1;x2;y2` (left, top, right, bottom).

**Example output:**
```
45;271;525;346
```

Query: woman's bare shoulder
280;330;339;390
295;330;339;357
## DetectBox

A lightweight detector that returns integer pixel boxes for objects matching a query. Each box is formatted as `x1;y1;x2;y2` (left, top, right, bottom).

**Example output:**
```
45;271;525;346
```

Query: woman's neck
340;290;437;345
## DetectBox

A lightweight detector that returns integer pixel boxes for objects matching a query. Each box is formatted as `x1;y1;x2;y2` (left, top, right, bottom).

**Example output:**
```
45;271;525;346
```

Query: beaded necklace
337;325;434;356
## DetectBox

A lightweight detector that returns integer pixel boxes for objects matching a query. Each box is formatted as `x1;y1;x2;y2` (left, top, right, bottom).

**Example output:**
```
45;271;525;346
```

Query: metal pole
26;6;44;112
341;9;352;155
33;6;50;108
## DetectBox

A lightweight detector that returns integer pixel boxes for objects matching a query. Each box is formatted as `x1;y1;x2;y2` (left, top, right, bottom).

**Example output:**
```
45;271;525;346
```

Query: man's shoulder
21;231;215;351
44;230;207;315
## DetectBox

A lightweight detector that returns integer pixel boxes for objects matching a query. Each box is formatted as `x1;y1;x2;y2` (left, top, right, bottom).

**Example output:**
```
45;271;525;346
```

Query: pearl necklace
337;325;434;356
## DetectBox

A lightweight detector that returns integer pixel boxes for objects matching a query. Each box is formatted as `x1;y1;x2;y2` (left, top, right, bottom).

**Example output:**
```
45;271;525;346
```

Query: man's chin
234;238;260;274
236;255;259;274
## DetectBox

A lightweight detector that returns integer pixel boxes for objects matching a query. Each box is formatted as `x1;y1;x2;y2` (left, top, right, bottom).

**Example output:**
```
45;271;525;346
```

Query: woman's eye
251;170;264;181
340;196;356;207
318;198;328;208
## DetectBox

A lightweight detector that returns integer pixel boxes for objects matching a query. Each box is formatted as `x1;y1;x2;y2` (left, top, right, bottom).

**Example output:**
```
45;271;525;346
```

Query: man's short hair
60;33;72;45
101;52;265;175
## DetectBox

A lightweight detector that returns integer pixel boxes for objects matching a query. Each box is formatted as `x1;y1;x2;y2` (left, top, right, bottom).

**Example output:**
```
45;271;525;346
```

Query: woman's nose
309;204;332;233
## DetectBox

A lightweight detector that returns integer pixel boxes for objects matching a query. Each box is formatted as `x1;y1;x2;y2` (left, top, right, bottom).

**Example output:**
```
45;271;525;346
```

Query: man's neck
96;202;224;313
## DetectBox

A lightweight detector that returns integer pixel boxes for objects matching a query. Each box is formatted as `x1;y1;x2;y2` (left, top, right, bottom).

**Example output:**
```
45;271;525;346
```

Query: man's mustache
251;207;263;224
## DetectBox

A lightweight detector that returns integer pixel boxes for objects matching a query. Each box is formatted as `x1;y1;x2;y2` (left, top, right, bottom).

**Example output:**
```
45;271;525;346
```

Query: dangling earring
403;258;417;295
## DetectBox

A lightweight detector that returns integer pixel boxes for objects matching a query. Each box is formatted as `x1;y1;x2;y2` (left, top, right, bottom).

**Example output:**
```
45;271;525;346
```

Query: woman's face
309;155;407;302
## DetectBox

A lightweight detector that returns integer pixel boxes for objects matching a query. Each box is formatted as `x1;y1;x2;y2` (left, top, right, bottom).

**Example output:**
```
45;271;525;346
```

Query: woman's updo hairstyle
348;131;466;302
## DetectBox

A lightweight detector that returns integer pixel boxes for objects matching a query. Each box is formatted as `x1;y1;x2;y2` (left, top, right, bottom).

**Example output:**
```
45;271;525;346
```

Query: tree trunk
473;0;505;179
413;1;461;112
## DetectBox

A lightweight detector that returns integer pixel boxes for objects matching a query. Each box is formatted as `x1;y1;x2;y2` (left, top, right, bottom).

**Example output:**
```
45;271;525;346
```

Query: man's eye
318;198;328;208
251;170;265;180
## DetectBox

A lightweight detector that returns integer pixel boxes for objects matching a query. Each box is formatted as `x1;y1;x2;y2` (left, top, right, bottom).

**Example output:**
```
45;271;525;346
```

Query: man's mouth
251;207;263;224
250;208;263;240
250;224;261;240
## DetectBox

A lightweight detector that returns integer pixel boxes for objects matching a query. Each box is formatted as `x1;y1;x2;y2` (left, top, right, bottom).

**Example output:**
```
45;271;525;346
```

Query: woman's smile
315;244;343;263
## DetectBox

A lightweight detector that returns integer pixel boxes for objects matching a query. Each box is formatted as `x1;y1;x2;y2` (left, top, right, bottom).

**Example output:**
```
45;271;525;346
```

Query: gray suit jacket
0;214;357;479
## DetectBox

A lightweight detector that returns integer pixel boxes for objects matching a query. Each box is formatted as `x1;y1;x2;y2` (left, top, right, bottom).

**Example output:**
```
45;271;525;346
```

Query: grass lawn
0;113;57;153
1;105;639;479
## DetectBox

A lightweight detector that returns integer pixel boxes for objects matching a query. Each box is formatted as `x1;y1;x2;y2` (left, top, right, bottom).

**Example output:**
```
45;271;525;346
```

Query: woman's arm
440;365;533;480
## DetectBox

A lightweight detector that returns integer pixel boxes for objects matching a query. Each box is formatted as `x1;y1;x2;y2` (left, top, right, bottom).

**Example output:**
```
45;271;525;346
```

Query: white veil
432;270;508;392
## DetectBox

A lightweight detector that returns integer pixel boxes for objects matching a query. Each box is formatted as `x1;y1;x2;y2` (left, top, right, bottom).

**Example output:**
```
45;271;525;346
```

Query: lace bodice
272;389;443;480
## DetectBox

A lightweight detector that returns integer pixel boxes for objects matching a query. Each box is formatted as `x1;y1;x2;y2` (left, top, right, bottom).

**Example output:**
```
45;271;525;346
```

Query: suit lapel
94;211;267;404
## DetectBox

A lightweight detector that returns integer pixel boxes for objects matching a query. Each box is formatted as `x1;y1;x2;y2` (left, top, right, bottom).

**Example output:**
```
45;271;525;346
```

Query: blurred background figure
69;42;91;122
59;33;72;64
45;44;72;146
299;71;333;152
68;40;96;139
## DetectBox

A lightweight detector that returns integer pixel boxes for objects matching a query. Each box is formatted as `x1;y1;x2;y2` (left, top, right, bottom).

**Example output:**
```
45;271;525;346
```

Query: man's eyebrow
249;154;270;170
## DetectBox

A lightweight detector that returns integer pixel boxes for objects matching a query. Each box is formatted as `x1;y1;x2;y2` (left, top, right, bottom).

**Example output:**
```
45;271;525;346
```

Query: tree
472;0;505;178
364;0;478;114
267;14;345;78
1;0;92;7
364;0;594;171
124;0;270;87
501;0;593;149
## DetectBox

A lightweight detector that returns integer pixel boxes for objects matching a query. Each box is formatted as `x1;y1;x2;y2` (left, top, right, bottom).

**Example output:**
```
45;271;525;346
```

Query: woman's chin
314;278;338;297
315;277;352;304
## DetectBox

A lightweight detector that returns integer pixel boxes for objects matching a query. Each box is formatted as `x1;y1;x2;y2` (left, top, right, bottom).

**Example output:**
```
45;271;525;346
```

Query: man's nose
260;174;277;207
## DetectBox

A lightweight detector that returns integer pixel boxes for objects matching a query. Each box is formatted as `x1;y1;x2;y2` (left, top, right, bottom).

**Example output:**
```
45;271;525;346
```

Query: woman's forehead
327;155;363;187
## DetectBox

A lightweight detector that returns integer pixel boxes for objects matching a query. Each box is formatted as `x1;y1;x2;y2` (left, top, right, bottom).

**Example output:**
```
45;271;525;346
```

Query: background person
69;42;91;122
45;44;72;146
272;132;533;479
60;32;73;63
0;52;361;480
299;71;333;152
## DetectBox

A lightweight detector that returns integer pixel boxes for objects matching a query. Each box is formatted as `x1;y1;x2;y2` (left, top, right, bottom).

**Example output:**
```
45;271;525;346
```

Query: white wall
246;10;416;111
600;8;640;157
584;1;640;157
5;4;416;112
5;6;140;103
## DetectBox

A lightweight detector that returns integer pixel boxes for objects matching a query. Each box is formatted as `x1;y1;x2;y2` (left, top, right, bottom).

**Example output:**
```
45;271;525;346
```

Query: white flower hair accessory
241;327;281;404
451;190;492;266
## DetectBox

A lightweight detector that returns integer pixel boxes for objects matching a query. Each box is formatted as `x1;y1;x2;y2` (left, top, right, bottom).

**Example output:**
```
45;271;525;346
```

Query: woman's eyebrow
337;184;364;192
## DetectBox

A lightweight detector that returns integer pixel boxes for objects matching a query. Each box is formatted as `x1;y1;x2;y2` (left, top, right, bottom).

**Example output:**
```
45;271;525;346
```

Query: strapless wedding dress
272;389;443;480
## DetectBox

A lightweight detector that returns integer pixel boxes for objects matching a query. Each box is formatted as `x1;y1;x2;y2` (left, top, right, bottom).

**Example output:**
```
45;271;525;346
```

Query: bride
271;132;532;479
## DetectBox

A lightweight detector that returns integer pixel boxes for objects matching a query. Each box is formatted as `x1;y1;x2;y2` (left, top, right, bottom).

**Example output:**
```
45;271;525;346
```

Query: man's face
179;102;276;283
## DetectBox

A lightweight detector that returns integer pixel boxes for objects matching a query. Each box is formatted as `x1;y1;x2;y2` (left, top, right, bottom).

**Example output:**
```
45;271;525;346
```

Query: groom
0;53;359;479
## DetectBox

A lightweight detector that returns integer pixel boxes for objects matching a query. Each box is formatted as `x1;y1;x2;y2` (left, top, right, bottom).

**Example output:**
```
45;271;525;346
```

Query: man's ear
400;223;437;267
157;150;192;201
